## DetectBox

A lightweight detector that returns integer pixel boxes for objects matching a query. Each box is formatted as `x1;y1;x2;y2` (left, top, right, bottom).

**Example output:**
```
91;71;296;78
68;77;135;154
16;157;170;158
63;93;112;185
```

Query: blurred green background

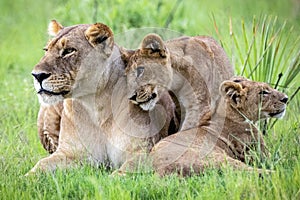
1;0;299;87
0;0;299;199
0;0;299;74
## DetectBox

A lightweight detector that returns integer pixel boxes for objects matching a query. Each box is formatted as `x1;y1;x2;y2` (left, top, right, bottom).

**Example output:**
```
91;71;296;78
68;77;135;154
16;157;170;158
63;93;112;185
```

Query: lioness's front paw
24;171;34;177
24;163;46;177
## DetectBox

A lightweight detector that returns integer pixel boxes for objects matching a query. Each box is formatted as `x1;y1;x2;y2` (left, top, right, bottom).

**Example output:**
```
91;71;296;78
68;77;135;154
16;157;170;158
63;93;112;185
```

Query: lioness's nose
32;72;51;83
280;96;288;104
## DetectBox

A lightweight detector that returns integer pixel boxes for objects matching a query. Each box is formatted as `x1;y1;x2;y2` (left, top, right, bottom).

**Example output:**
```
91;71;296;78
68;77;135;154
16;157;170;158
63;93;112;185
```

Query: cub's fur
122;34;234;131
150;77;288;176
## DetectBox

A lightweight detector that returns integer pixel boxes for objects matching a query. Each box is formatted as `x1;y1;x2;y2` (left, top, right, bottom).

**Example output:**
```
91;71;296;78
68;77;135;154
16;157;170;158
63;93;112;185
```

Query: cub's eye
259;90;270;95
61;47;76;57
136;66;145;78
43;47;48;51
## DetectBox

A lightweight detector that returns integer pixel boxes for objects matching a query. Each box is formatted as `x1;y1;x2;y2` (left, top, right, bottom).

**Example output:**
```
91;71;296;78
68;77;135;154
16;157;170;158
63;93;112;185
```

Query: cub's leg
175;79;210;131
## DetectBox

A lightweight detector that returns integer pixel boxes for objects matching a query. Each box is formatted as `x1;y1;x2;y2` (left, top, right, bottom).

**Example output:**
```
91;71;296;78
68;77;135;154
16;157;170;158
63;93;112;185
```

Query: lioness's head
32;20;114;104
220;76;288;121
121;34;173;110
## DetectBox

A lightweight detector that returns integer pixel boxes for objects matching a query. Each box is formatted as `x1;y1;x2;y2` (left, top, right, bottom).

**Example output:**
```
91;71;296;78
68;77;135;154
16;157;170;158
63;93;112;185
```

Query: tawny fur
150;76;288;176
122;34;234;131
38;102;63;153
28;21;179;175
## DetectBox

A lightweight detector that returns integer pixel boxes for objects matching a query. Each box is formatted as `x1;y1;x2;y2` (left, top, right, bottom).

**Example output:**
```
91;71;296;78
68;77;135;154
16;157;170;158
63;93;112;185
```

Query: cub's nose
280;96;288;104
32;72;51;83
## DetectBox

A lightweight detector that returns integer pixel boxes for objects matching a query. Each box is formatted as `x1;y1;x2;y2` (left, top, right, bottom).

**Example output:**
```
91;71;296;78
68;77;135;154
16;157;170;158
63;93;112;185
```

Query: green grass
0;0;299;199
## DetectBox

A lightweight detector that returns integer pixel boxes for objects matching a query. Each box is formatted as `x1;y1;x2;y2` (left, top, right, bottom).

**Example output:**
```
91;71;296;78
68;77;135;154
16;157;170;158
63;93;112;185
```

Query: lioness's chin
38;93;64;105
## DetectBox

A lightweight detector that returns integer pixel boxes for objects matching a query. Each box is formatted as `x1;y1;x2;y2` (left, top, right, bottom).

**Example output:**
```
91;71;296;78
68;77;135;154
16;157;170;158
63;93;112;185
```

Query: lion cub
150;76;288;176
122;33;233;131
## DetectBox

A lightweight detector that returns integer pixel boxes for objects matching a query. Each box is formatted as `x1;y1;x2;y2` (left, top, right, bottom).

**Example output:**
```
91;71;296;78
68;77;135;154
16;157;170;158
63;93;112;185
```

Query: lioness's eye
136;66;145;78
61;47;76;57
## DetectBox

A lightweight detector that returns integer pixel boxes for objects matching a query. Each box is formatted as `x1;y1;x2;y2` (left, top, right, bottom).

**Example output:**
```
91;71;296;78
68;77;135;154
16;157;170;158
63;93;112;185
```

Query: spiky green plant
213;14;299;119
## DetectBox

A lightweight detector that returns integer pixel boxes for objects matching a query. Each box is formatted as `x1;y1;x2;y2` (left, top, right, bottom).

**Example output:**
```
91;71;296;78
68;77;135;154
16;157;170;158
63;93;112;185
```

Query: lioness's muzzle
32;72;51;84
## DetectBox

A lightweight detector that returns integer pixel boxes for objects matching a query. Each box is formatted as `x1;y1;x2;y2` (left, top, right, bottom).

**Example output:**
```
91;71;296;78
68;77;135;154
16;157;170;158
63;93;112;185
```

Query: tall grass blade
241;35;255;78
274;73;283;89
284;50;300;88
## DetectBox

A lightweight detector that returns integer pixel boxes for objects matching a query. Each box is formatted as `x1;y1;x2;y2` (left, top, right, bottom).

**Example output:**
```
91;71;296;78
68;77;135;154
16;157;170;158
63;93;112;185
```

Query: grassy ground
0;0;299;199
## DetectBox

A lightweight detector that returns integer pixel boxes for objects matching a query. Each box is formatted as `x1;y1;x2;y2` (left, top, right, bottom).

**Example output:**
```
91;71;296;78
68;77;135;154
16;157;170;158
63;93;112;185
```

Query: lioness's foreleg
38;102;63;154
26;100;88;176
25;150;78;176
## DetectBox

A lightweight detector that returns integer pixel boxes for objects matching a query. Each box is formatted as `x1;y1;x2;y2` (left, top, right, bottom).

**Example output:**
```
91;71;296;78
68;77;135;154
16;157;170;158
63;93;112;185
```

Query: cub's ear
140;33;168;58
85;23;114;48
220;81;243;106
120;47;136;67
230;76;248;83
48;20;63;37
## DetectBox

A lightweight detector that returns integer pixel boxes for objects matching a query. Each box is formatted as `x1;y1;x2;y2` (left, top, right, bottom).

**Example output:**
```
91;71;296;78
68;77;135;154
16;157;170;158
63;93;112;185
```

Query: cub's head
32;20;114;104
121;34;173;110
220;76;288;121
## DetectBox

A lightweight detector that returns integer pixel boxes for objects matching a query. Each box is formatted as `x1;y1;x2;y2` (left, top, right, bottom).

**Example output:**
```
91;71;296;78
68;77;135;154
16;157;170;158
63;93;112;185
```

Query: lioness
28;21;178;174
150;76;288;176
122;34;234;131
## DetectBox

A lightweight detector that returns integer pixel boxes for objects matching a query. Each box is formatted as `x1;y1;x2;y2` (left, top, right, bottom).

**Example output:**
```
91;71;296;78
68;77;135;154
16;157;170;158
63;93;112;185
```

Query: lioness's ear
220;81;243;105
120;47;136;67
48;20;63;37
140;34;167;58
85;23;114;48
